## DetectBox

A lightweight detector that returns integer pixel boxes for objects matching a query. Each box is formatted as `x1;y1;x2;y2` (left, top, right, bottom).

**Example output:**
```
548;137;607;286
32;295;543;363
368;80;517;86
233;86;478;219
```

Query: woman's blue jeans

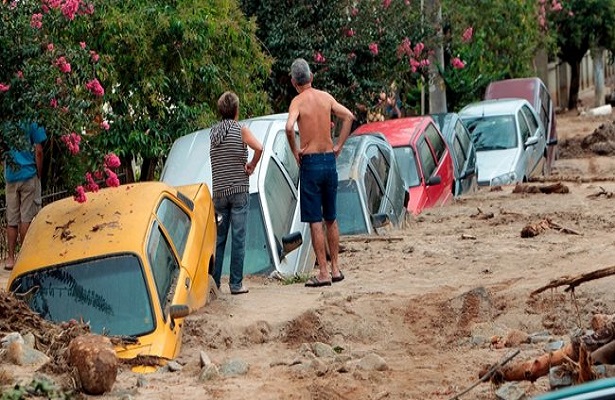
212;192;249;291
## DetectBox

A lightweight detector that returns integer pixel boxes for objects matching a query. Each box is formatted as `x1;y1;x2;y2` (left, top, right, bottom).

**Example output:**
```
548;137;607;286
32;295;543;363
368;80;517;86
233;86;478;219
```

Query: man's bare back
289;88;337;155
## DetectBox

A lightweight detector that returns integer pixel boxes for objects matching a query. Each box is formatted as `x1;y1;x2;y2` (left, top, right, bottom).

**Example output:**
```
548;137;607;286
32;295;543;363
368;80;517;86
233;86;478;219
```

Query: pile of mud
559;120;615;158
0;290;90;374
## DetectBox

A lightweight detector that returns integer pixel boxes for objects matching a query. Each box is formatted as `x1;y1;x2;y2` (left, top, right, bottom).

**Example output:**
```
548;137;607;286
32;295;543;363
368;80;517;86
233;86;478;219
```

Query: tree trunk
139;156;159;182
426;0;447;114
120;155;135;183
592;47;606;107
568;59;582;111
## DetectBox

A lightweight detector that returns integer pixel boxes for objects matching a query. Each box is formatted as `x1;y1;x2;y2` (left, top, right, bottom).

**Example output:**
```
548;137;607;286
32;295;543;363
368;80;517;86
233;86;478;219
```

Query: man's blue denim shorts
299;152;338;223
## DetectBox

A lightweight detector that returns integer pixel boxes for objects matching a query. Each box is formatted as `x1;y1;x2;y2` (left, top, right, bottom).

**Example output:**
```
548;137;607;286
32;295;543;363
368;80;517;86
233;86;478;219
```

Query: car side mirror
524;136;539;147
280;231;302;260
426;175;442;186
169;304;190;320
370;212;390;229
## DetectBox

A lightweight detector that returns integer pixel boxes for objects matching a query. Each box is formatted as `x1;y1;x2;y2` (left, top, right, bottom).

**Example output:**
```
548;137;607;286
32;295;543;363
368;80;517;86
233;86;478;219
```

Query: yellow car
6;181;216;364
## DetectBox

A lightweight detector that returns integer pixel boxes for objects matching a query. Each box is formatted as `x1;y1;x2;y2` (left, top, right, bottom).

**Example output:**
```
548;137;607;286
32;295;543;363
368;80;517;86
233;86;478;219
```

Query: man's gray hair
290;58;312;86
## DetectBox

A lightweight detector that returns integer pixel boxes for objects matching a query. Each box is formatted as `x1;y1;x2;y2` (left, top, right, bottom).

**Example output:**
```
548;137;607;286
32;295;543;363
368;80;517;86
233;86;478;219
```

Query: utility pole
425;0;447;113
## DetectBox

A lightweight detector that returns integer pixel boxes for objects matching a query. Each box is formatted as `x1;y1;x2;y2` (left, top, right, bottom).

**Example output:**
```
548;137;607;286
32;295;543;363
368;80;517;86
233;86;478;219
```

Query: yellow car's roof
14;182;180;274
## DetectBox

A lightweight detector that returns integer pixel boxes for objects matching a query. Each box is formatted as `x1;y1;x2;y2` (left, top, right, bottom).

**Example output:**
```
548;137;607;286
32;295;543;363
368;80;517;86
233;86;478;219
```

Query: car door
520;104;545;177
422;123;453;207
452;119;477;195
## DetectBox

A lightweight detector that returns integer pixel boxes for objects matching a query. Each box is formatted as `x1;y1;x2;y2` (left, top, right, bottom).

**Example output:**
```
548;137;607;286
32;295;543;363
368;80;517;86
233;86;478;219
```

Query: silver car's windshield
337;179;368;235
9;254;154;337
464;116;518;151
392;147;421;188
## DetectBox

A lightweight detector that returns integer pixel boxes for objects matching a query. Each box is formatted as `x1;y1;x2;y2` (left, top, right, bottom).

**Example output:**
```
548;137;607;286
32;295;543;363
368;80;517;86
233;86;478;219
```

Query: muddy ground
2;105;615;400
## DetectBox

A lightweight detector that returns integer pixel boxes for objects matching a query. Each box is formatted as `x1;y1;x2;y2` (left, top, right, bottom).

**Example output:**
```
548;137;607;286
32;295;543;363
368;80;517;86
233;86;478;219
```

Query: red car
353;117;454;215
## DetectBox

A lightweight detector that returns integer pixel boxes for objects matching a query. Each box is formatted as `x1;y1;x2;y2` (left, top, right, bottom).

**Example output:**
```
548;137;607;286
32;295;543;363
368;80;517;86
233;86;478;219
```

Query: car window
452;136;466;176
393;146;421;188
366;144;390;188
264;160;297;254
424;123;446;162
10;254;155;337
465;116;518;150
455;120;470;155
518;109;531;143
337;179;368;235
418;137;437;179
539;85;551;131
521;105;539;136
272;130;299;186
147;222;180;313
364;166;384;214
156;198;190;258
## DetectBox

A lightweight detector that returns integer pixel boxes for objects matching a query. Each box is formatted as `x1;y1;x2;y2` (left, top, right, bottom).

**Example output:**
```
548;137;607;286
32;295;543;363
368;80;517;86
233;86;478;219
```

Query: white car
459;98;547;186
160;113;315;278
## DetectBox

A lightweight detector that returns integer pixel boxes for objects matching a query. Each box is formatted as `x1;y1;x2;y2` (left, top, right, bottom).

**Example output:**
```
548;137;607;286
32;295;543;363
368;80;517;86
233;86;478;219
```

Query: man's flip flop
305;276;332;287
332;271;345;283
3;264;14;271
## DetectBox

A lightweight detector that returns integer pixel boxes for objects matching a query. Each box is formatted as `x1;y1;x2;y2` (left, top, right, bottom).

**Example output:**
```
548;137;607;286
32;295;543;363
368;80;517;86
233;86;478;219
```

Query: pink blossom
15;71;23;79
85;78;104;97
90;51;99;63
539;15;546;28
73;186;87;203
551;0;563;11
369;42;379;56
420;59;430;67
93;170;103;180
351;7;359;16
314;51;326;63
397;37;412;58
413;42;425;58
462;27;473;43
0;83;10;93
30;14;43;29
56;56;72;73
104;153;121;169
348;52;356;60
80;42;86;49
50;98;58;108
45;0;63;10
382;0;391;9
451;57;465;69
56;77;63;85
345;28;355;37
61;106;69;113
47;43;54;52
61;132;81;155
61;0;80;20
409;58;420;73
84;172;99;193
100;121;110;130
105;168;120;187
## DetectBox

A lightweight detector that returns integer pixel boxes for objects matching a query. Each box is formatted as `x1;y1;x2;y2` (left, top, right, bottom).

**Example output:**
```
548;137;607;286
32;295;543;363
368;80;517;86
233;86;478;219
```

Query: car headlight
490;172;517;186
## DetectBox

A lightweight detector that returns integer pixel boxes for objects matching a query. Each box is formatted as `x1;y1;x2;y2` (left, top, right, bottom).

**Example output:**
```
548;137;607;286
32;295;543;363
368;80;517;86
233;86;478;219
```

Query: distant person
378;91;402;119
210;91;263;294
4;121;47;270
285;58;355;287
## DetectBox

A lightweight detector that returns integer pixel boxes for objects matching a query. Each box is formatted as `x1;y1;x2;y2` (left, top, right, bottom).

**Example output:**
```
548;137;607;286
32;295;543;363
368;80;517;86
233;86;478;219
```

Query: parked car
533;378;615;399
459;98;547;186
6;181;215;364
160;113;315;278
353;116;454;215
335;133;407;235
484;77;557;174
431;112;478;197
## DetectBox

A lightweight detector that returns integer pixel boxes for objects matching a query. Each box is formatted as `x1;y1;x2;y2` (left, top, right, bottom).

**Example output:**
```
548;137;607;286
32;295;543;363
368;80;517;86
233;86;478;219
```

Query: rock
198;364;220;381
5;340;50;368
1;332;24;347
549;365;573;389
219;358;249;376
67;334;118;395
199;351;212;368
312;342;336;358
357;353;388;371
504;329;530;347
495;382;527;400
166;361;183;372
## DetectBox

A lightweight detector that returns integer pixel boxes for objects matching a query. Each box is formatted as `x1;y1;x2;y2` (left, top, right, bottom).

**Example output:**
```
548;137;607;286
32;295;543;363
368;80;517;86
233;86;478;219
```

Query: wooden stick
448;350;520;400
339;235;404;243
531;265;615;296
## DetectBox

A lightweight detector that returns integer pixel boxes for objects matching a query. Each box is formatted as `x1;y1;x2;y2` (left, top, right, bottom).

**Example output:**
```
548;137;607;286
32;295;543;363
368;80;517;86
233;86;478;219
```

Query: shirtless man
285;58;355;287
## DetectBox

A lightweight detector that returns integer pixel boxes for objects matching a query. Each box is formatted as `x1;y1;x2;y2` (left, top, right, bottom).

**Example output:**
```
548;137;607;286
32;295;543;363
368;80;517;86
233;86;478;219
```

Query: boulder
67;334;118;395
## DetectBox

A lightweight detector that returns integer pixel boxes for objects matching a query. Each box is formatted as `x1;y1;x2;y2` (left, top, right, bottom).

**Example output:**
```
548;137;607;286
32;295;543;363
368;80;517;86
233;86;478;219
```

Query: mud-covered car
6;181;216;365
160;113;315;278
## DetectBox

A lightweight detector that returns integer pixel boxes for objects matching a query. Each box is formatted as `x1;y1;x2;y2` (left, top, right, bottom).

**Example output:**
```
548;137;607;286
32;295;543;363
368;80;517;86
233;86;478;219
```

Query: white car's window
156;198;190;258
272;130;299;186
366;145;390;189
364;166;384;214
518;109;531;143
264;160;297;252
521;105;540;136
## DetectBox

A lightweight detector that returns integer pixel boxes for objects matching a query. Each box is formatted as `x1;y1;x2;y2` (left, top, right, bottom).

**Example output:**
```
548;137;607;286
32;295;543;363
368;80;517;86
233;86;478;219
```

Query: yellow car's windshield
9;254;154;337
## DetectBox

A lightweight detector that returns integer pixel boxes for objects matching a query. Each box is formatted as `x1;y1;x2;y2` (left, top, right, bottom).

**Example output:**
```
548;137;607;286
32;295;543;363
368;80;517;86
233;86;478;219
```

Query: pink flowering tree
0;0;120;202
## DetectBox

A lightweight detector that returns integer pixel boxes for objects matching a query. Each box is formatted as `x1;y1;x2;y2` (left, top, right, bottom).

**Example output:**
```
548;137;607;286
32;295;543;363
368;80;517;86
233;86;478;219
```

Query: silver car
336;133;407;235
160;113;315;278
459;98;546;186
